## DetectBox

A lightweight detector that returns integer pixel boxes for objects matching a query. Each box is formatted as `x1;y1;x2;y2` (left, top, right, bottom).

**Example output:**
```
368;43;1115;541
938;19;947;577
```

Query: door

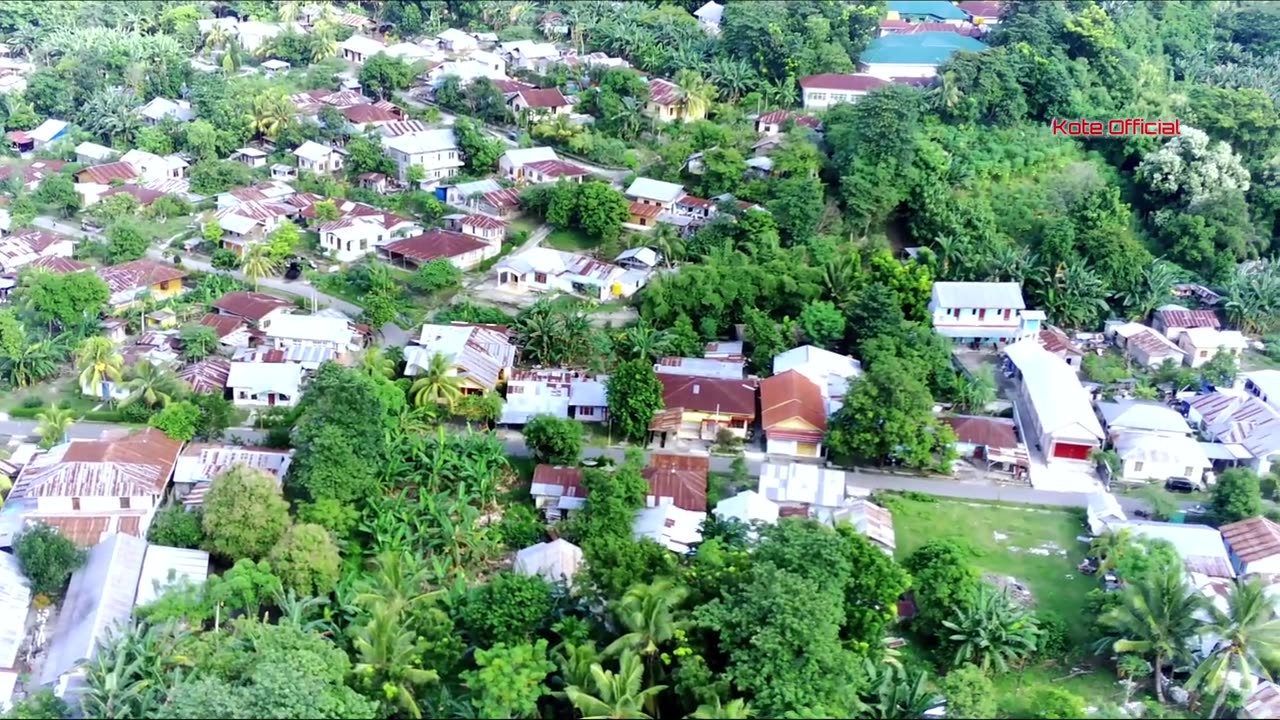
1052;442;1092;461
797;443;819;458
268;393;276;407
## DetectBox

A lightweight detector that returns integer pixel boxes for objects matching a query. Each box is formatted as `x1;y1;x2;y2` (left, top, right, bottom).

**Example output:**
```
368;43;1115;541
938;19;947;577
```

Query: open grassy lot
544;227;597;252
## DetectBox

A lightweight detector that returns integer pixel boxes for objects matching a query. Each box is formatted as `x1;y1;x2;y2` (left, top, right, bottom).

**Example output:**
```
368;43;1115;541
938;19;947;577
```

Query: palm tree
123;361;182;409
246;91;293;140
858;662;942;720
360;347;396;379
674;69;715;121
1189;577;1280;717
564;651;666;720
350;600;439;718
240;245;280;290
603;579;688;663
3;341;58;388
951;366;996;413
648;224;683;269
1097;557;1207;703
615;322;672;364
309;27;339;62
277;0;300;25
1089;528;1134;574
690;697;753;719
34;406;78;449
929;70;964;113
76;336;124;402
409;352;463;410
942;586;1041;673
202;23;230;55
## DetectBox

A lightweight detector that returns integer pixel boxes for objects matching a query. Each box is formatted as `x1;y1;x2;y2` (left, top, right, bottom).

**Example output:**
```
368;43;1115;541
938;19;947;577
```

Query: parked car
284;262;302;281
1165;477;1197;494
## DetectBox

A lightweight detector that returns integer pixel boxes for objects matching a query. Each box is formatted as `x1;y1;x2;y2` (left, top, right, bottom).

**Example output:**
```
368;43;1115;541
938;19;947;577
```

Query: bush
411;259;462;294
8;406;43;419
82;409;127;422
147;505;204;549
210;248;241;270
119;402;155;424
21;395;45;409
523;414;585;465
498;503;546;550
14;523;88;596
939;664;996;719
297;498;360;540
1023;687;1088;719
1035;611;1069;657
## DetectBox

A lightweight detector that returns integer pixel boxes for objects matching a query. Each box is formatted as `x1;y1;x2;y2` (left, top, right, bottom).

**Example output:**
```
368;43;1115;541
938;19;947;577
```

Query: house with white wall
293;141;347;174
1003;339;1103;462
929;281;1042;345
381;129;463;184
798;73;889;111
226;362;304;408
1221;516;1280;577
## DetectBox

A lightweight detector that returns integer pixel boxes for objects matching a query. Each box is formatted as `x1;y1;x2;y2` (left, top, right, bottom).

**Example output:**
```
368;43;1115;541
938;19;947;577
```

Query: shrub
1035;611;1069;657
14;523;87;596
147;505;204;549
21;395;45;409
210;248;241;270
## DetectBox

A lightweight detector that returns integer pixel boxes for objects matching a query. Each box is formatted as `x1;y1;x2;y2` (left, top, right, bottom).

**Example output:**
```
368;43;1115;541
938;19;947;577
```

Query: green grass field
544;227;597;251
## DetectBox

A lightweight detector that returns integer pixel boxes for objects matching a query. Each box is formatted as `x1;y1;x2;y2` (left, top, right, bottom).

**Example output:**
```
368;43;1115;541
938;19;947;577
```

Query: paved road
34;216;94;237
0;419;267;444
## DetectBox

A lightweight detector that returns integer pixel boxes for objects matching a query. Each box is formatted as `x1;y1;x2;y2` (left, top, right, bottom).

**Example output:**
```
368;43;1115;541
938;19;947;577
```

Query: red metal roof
198;313;247;339
648;78;682;106
383;230;488;263
629;201;663;219
97;260;187;294
483;188;522;208
76;160;139;185
1155;309;1221;331
525;159;590;179
943;415;1018;450
343;103;400;124
213;291;293;322
463;214;506;230
532;464;585;493
102;184;166;206
658;375;757;417
760;370;826;432
756;110;821;129
177;356;232;394
515;87;570;108
643;453;709;512
26;255;89;274
799;73;889;92
957;1;1002;18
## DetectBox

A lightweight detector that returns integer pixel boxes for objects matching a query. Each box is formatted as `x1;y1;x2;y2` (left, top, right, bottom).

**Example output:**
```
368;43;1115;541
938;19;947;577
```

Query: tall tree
607;360;665;442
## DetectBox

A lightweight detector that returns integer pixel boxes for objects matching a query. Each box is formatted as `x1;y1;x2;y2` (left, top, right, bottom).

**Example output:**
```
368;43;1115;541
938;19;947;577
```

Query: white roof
1247;370;1280;400
695;0;725;23
262;314;355;345
616;247;660;267
293;140;337;162
503;146;558;167
28;119;67;144
75;141;116;160
41;533;148;686
625;177;686;204
570;377;608;406
0;552;31;669
235;147;268;158
385;42;433;61
497;247;625;285
381;128;459;154
654;357;744;379
931;281;1026;310
260;59;291;70
757;462;846;507
1114;432;1211;469
340;34;387;56
1086;491;1126;535
1097;400;1191;435
504;41;560;59
437;28;475;44
513;539;583;583
1003;339;1104;442
226;362;303;396
1112;520;1235;578
713;489;780;525
633;505;705;553
216;213;260;235
133;545;209;608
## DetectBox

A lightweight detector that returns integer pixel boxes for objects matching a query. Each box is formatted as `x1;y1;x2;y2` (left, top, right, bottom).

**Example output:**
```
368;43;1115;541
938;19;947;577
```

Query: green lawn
544;227;597;252
508;216;540;236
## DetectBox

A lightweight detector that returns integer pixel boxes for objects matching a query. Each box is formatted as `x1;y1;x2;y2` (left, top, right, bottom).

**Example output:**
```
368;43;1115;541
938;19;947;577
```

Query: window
72;497;81;510
952;308;961;318
830;93;847;102
1184;466;1194;477
809;92;827;101
979;309;986;321
534;272;548;284
1133;461;1144;472
579;406;596;417
120;497;131;510
1004;308;1012;321
1200;350;1208;358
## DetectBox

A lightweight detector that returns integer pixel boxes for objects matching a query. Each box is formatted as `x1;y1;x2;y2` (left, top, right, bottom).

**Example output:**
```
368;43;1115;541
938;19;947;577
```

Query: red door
268;393;276;407
1052;442;1092;461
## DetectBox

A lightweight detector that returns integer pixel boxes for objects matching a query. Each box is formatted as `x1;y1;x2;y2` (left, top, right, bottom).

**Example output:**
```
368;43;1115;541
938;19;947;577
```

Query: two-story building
260;314;362;355
443;213;507;246
798;74;889;111
858;31;989;79
1003;339;1103;462
381;129;463;185
499;146;560;183
760;370;827;458
928;281;1042;346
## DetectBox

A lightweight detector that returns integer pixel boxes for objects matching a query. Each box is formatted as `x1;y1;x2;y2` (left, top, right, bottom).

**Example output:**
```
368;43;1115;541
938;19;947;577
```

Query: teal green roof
860;32;988;66
887;1;970;22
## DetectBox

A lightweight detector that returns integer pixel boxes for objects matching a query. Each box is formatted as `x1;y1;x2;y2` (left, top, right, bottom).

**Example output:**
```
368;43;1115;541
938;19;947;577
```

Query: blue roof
860;32;988;66
888;0;970;22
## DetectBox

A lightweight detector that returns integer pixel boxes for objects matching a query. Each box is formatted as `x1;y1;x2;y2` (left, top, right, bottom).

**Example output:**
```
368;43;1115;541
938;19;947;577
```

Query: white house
798;73;889;111
426;59;510;86
292;141;346;174
633;504;705;554
437;28;478;53
260;314;361;353
495;247;647;302
625;177;687;211
340;35;387;64
713;489;780;526
231;147;269;168
693;1;725;33
407;322;517;393
499;146;559;182
317;216;394;262
1178;327;1248;369
500;40;562;72
380;129;463;184
1245;370;1280;413
1097;400;1192;440
226;362;303;408
1220;516;1280;577
75;141;117;164
1112;432;1211;485
772;345;862;415
929;281;1043;345
757;462;846;511
1003;339;1104;462
1111;322;1187;368
514;538;584;584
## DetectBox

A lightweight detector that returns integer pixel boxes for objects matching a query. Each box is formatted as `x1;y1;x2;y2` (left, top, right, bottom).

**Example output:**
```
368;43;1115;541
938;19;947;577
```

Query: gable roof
1156;308;1220;331
888;0;971;21
943;414;1017;449
213;291;293;322
262;314;356;345
514;539;584;584
383;230;489;263
1221;516;1280;563
625;177;686;204
410;322;517;390
76;160;139;185
514;87;569;108
293;140;341;162
226;361;303;397
27;254;89;274
799;73;889;92
861;31;989;66
9;428;183;500
760;370;826;431
643;453;710;512
177;356;232;394
1002;339;1104;442
97;260;187;295
503;146;559;167
658;375;756;416
932;281;1025;309
0;552;31;669
1098;400;1191;435
713;489;779;525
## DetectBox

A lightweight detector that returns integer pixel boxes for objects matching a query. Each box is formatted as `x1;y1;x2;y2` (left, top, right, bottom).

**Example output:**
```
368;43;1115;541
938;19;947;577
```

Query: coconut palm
277;0;300;25
309;27;339;63
564;651;666;720
350;600;439;719
34;406;78;449
75;336;124;402
246;90;293;140
951;366;996;413
1097;557;1207;703
603;579;689;660
202;23;230;54
674;69;715;121
1189;577;1280;717
1089;528;1134;574
614;321;672;364
942;586;1041;673
123;361;182;408
360;347;396;379
648;224;684;269
240;245;280;290
408;352;463;410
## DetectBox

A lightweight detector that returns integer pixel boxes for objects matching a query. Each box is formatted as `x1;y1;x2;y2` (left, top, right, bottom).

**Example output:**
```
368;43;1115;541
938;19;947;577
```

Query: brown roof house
642;453;710;512
944;414;1027;476
212;291;294;325
508;87;572;118
530;464;586;521
760;370;827;459
0;428;184;547
652;375;758;445
1221;516;1280;576
97;260;187;309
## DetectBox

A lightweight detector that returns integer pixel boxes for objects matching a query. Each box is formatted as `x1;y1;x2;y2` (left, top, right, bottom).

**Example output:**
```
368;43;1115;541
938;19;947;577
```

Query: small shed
514;539;584;584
